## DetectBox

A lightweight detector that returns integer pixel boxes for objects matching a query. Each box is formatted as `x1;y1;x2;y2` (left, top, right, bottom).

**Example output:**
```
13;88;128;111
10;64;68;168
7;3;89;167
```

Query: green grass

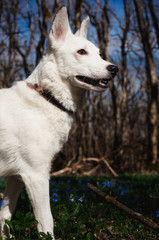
0;175;159;239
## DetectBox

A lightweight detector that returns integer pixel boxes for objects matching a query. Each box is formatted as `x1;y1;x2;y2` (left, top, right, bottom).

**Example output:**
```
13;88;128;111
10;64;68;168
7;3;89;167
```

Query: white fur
0;7;116;239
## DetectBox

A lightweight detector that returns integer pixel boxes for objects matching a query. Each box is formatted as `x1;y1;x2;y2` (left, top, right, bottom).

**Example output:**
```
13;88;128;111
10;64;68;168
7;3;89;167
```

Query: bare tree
35;0;59;65
134;0;158;165
147;0;159;48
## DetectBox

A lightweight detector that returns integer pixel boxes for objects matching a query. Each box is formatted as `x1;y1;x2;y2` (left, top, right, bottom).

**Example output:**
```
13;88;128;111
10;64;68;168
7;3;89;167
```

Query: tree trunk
134;0;158;164
36;0;51;65
120;0;130;144
147;0;159;48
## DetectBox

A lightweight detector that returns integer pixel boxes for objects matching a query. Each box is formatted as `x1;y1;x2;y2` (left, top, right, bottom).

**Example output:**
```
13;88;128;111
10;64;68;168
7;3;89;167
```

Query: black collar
27;83;74;115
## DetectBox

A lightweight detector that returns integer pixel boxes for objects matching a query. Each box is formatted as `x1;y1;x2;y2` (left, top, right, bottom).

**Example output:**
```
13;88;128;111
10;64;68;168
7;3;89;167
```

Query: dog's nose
107;65;118;76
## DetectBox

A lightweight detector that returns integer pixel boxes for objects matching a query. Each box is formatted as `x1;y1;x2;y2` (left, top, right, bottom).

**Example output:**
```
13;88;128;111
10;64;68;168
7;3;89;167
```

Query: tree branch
88;183;159;231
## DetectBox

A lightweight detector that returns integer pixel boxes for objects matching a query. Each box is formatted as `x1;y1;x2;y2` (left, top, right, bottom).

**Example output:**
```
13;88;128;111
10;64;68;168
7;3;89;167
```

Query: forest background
0;0;158;176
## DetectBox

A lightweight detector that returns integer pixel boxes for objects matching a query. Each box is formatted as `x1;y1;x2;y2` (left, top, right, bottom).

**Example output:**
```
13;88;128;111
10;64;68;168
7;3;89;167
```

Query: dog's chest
26;106;74;154
17;82;74;149
49;111;74;147
0;85;74;171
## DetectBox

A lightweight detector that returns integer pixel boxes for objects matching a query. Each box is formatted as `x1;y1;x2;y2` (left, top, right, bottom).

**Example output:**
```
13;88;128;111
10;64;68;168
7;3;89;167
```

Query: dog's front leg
21;173;54;239
0;176;24;237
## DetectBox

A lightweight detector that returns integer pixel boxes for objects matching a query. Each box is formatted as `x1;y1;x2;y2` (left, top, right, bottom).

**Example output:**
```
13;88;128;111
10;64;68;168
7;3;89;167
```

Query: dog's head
47;6;118;92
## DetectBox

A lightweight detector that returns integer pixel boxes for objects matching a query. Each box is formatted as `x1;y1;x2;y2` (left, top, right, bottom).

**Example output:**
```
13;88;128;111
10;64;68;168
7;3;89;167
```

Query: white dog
0;6;118;239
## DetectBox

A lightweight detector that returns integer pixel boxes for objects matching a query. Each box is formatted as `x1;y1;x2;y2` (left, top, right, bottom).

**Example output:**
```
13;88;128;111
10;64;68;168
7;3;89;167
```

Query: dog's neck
25;55;86;112
26;83;75;115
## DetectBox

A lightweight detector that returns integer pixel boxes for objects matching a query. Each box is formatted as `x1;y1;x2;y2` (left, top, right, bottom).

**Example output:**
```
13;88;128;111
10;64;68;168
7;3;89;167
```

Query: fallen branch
51;153;118;176
51;167;72;176
101;157;118;177
82;157;118;177
87;183;159;231
82;157;101;162
83;165;101;176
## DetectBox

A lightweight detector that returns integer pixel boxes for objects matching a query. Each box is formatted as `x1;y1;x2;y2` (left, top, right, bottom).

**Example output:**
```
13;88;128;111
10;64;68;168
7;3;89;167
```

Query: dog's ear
75;16;90;38
47;6;71;49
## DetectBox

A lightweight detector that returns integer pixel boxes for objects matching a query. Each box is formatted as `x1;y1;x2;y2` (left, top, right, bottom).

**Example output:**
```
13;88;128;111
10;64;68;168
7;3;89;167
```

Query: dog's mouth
75;75;112;89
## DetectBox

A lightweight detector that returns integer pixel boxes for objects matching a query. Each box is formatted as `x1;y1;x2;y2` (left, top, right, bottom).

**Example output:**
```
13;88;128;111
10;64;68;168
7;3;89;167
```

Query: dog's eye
77;49;87;55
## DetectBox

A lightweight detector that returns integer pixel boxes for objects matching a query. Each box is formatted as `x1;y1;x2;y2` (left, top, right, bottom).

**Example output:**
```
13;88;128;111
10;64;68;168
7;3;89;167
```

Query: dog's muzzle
107;65;119;77
75;65;118;90
76;75;111;89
